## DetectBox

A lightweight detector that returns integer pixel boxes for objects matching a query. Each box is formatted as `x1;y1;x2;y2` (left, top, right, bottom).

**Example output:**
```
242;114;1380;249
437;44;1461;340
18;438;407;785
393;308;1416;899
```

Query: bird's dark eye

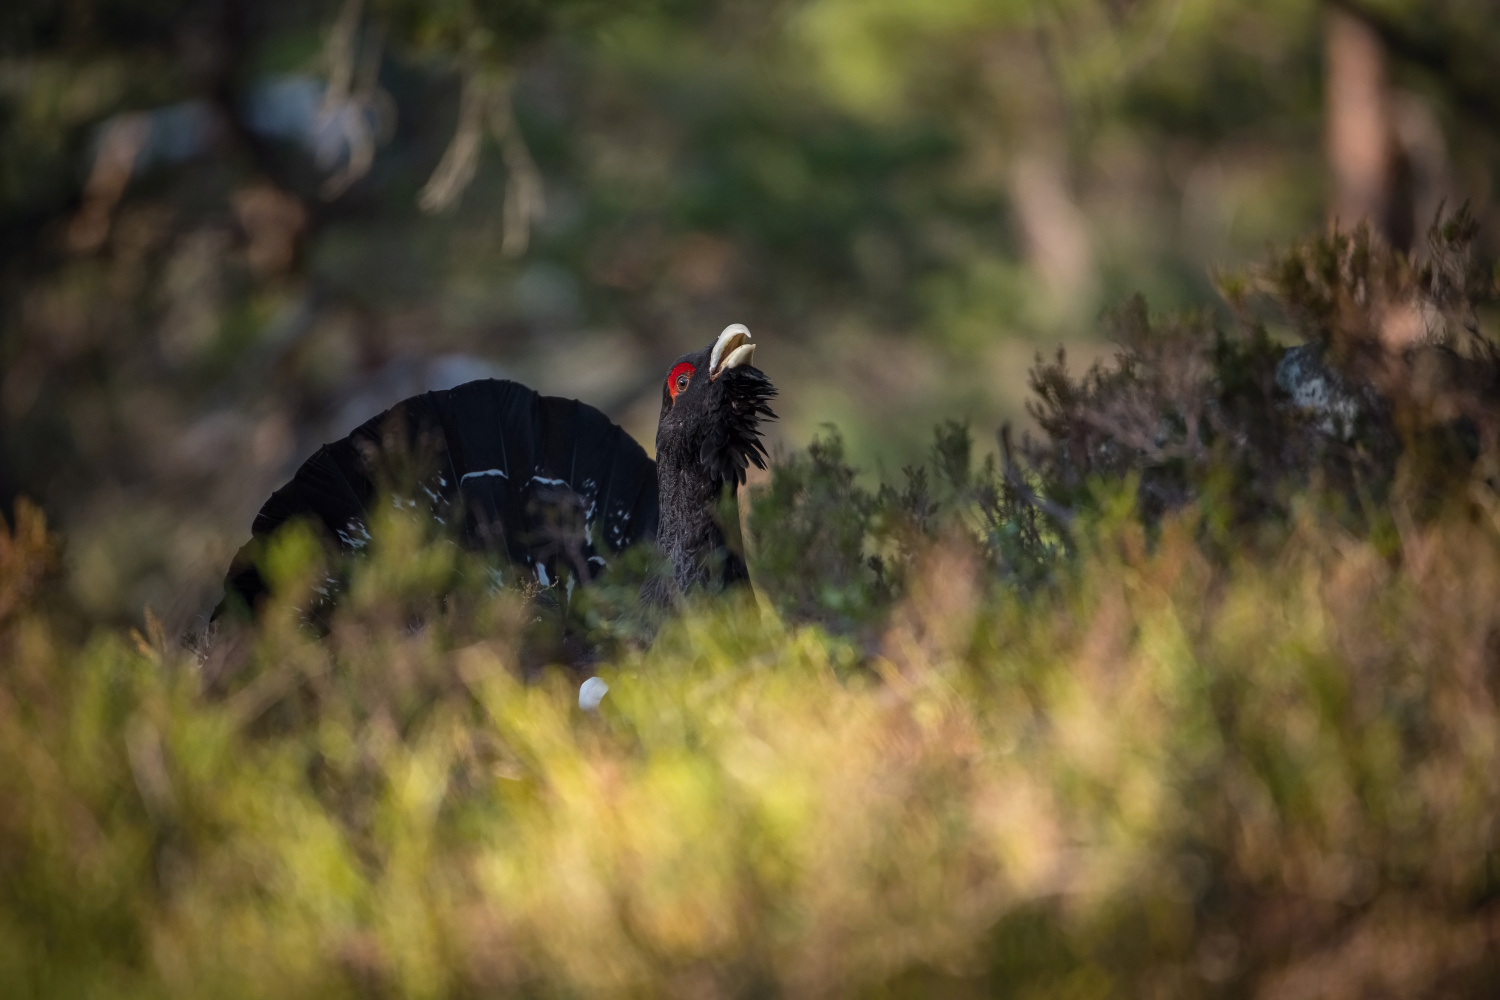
667;361;696;401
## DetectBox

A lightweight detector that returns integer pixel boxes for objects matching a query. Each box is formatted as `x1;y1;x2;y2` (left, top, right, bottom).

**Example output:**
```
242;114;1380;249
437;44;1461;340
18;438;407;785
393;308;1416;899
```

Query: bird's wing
217;378;658;618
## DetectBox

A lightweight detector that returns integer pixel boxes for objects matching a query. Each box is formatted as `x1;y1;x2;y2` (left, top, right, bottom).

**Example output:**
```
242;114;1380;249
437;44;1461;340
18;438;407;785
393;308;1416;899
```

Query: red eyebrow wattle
668;362;696;399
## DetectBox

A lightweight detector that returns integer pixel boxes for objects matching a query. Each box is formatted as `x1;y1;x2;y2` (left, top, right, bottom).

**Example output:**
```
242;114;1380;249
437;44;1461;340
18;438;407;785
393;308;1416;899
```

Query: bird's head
656;323;778;489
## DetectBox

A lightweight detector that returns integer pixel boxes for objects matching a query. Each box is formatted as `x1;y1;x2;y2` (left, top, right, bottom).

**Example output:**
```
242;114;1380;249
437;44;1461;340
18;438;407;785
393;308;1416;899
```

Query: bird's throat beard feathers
655;364;777;592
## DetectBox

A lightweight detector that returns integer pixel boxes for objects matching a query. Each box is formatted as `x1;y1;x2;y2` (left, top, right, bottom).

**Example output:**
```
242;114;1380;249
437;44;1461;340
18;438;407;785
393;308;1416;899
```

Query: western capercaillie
217;325;777;618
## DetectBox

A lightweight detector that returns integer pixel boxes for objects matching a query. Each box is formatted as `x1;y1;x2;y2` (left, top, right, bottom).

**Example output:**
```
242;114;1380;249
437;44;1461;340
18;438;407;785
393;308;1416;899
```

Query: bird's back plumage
219;378;658;617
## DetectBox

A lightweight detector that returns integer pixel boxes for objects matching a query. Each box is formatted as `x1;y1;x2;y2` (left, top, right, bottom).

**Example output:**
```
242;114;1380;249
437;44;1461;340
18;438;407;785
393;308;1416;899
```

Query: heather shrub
748;422;1057;631
5;477;1500;997
3;216;1500;997
1021;211;1499;547
743;214;1499;633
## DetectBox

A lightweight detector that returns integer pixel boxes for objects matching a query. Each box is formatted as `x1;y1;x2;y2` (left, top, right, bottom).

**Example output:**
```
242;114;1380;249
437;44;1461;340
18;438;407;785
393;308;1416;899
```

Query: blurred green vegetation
4;1;1500;994
3;211;1500;994
3;0;1499;623
4;448;1500;996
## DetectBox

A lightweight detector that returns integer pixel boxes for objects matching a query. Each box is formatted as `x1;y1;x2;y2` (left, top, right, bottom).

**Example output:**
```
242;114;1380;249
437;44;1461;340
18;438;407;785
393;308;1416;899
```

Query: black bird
218;325;777;616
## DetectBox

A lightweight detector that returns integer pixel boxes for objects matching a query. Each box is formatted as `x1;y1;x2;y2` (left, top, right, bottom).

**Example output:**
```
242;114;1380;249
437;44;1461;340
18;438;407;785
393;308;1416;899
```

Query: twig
999;424;1076;528
418;71;489;213
489;80;546;258
318;0;394;199
320;0;363;109
418;67;546;253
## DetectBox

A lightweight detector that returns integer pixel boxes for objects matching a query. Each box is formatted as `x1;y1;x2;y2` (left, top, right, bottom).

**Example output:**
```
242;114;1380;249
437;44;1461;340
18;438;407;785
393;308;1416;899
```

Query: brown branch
999;424;1075;529
488;79;546;258
418;71;489;213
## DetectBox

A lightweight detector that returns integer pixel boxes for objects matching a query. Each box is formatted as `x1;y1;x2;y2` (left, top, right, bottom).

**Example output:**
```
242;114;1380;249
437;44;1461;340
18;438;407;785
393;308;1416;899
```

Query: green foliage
748;429;883;627
4;1;1500;991
747;422;1059;630
5;468;1500;995
745;210;1500;629
21;0;1494;622
2;212;1499;993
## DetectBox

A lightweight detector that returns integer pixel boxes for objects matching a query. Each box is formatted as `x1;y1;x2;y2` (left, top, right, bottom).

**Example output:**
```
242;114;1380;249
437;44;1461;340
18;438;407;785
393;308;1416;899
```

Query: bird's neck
655;451;736;591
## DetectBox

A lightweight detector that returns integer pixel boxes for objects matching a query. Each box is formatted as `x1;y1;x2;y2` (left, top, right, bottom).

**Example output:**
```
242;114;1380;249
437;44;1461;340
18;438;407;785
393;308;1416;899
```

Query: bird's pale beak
710;323;756;379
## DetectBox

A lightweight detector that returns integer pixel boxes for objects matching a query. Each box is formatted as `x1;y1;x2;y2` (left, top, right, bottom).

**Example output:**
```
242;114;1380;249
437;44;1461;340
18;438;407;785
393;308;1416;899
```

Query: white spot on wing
337;518;371;550
461;468;507;482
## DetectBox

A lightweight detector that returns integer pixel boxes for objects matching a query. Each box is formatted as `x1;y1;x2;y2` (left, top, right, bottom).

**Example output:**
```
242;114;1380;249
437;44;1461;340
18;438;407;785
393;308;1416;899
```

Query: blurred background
1;0;1497;627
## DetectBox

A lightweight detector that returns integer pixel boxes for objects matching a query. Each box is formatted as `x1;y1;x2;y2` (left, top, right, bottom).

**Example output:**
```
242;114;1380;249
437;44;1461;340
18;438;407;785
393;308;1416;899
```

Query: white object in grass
578;677;609;712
